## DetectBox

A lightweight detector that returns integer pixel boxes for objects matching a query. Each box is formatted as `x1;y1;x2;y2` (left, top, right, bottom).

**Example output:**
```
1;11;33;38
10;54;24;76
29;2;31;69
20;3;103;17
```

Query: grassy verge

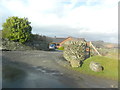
72;56;118;80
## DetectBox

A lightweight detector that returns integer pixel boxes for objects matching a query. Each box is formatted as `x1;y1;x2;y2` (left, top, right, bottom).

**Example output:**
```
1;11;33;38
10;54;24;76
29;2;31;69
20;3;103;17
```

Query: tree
2;16;32;43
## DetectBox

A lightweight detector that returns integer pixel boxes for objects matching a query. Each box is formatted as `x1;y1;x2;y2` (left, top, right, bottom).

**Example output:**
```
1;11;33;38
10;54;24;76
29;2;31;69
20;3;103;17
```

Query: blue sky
0;0;119;43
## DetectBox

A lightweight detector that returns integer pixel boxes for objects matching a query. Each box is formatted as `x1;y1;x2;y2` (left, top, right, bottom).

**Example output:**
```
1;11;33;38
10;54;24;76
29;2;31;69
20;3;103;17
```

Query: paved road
2;50;118;88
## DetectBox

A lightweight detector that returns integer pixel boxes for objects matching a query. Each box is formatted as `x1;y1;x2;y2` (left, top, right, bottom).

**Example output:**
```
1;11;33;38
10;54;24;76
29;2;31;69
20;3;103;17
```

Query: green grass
57;46;64;50
72;56;118;80
118;60;120;82
97;48;118;59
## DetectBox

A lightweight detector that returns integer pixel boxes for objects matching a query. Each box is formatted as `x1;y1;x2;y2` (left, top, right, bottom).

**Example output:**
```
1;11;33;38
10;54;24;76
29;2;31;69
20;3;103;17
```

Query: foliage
2;16;32;43
30;34;52;42
73;56;118;80
25;34;53;50
1;33;52;51
58;46;64;50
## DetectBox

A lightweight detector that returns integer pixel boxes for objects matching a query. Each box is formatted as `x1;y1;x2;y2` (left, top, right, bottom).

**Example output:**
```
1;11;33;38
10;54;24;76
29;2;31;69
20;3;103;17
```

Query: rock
63;40;87;67
89;61;103;72
110;85;114;88
1;36;50;51
1;38;32;51
70;60;80;67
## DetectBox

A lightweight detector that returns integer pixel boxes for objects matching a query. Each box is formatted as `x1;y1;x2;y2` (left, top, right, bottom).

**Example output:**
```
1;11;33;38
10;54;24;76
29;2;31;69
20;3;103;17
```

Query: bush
25;34;53;50
2;16;32;43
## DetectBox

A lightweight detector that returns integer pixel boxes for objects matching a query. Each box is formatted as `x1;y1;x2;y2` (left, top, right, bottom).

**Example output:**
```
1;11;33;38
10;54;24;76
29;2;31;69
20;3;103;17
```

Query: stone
70;60;80;67
89;61;103;72
110;85;117;88
63;40;87;67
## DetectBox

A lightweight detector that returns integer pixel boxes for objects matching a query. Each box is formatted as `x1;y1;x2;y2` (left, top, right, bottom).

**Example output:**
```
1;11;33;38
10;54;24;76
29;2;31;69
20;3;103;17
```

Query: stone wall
1;35;52;51
63;40;87;67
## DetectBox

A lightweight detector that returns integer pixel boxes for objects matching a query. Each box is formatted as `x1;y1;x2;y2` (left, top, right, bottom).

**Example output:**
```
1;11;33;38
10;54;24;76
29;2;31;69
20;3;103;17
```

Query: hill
91;40;118;49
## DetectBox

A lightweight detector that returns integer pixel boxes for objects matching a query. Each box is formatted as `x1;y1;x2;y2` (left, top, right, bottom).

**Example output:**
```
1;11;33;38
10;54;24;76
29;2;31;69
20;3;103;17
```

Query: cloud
0;0;119;43
32;25;118;43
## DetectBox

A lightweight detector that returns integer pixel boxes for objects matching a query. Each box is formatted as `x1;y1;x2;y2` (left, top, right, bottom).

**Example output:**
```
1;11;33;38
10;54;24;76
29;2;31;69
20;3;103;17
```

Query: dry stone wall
63;40;87;67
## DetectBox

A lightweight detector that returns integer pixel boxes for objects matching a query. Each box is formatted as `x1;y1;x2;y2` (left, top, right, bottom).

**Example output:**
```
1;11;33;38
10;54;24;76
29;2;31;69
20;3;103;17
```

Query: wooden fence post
89;41;102;56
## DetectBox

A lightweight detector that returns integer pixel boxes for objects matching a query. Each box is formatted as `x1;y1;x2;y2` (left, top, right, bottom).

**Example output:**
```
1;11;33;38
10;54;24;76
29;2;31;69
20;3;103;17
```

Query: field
97;48;118;59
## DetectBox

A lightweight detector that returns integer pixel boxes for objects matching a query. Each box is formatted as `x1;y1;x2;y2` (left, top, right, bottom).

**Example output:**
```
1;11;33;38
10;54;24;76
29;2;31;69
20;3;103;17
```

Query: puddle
34;66;64;76
2;62;69;88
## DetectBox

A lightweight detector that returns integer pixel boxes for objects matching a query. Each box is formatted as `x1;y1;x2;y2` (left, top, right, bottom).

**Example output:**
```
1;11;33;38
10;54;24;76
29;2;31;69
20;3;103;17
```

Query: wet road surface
1;51;118;88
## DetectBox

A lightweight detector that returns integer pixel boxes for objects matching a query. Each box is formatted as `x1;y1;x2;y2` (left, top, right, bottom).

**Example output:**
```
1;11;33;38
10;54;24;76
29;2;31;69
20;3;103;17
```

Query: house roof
52;38;66;43
52;37;86;43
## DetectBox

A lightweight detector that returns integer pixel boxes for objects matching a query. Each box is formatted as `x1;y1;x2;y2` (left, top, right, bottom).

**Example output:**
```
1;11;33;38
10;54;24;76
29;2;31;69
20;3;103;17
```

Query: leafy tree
2;16;32;43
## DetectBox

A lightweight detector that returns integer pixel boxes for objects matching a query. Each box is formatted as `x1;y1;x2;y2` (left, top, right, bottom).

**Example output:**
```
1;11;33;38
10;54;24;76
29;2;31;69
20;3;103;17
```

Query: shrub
2;16;32;43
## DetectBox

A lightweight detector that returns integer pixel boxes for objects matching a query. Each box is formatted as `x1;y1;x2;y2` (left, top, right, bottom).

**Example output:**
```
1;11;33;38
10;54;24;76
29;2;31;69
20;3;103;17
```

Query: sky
0;0;119;43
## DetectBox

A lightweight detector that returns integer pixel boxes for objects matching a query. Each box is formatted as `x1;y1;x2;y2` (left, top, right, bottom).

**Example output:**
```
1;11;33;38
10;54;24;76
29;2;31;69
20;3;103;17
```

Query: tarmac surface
1;50;118;88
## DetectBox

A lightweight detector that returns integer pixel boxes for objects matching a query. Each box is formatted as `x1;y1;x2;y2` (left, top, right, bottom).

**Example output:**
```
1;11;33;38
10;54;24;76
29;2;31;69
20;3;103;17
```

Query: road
2;50;118;88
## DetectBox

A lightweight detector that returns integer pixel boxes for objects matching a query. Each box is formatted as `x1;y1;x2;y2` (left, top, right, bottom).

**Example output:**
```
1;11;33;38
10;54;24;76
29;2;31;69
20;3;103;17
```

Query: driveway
2;50;118;88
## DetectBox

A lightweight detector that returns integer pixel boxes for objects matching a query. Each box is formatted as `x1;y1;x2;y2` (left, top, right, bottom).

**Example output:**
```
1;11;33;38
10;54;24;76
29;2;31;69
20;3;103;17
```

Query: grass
72;56;118;80
118;60;120;81
57;46;64;50
105;48;118;59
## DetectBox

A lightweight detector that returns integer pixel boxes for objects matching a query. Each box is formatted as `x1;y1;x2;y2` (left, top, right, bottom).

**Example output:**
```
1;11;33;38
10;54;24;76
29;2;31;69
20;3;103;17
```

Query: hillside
91;40;118;49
